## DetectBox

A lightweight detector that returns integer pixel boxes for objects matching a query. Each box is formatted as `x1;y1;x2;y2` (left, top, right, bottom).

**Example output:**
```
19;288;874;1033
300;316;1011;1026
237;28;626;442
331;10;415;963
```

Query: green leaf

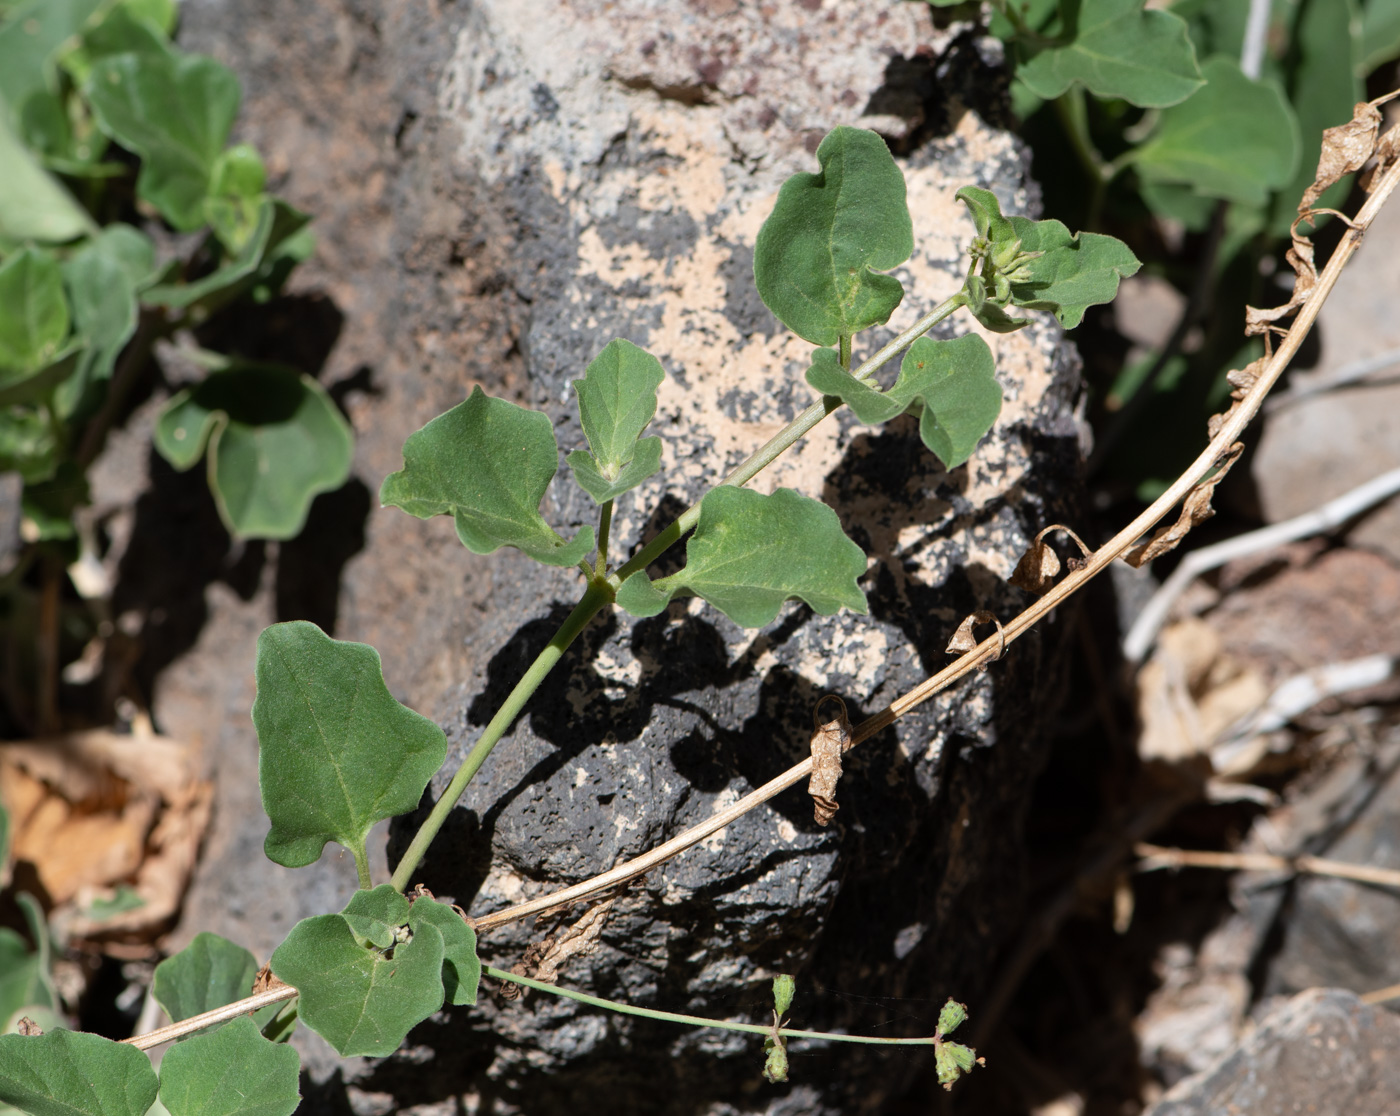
84;48;240;230
953;185;1017;248
1362;0;1400;71
573;338;665;468
807;335;1001;469
1269;0;1363;233
1013;0;1204;108
1128;56;1300;206
407;898;480;1007
341;886;410;950
617;487;867;628
0;248;71;380
205;144;269;253
0;409;57;483
0;106;95;244
0;1029;158;1116
567;438;662;505
1005;215;1142;328
152;932;259;1039
753;126;913;345
0;931;47;1031
152;363;353;540
772;974;795;1018
953;186;1141;329
157;1016;300;1116
57;225;154;418
566;338;666;502
0;0;105;112
61;2;169;91
142;199;309;311
252;621;449;871
269;913;445;1057
380;386;596;567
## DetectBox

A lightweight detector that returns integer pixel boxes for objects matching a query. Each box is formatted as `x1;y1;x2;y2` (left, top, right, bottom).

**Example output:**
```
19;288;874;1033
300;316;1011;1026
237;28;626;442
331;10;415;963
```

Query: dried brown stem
1135;842;1400;889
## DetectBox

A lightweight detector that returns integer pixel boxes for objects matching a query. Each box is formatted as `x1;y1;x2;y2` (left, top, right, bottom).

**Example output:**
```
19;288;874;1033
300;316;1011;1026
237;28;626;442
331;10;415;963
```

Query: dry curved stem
123;103;1400;1054
1135;842;1400;890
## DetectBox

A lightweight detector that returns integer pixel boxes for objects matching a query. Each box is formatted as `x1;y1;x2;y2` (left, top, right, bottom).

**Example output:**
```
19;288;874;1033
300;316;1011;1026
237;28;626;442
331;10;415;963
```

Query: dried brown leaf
16;1017;43;1036
945;611;1006;669
506;899;616;995
1010;526;1092;594
1301;102;1381;211
807;696;852;826
1123;444;1243;568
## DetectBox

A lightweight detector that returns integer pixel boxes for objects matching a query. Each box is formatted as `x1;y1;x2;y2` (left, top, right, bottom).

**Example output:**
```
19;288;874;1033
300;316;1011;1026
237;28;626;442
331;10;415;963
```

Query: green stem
395;291;963;891
839;333;852;371
596;499;614;575
389;579;615;892
611;293;964;588
351;842;373;890
1053;88;1110;228
485;967;939;1046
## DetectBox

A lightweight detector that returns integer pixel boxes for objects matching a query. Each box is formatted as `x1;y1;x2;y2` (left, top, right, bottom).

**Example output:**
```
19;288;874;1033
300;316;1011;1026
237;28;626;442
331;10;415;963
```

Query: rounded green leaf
1129;56;1300;207
253;621;449;870
341;886;411;950
753;126;913;345
0;248;71;380
408;897;480;1007
84;49;240;230
890;335;1002;470
269;913;445;1057
57;225;154;417
646;487;868;629
152;362;353;540
158;1015;299;1116
0;1029;158;1116
1014;0;1204;108
152;932;259;1040
380;386;595;567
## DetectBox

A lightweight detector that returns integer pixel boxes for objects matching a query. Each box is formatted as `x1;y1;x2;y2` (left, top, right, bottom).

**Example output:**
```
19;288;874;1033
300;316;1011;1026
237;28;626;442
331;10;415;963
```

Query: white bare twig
1123;467;1400;664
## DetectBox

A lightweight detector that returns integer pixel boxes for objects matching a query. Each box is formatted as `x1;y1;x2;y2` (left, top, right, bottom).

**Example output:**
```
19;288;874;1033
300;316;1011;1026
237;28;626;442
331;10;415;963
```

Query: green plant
925;0;1400;495
0;119;1142;1108
0;0;348;732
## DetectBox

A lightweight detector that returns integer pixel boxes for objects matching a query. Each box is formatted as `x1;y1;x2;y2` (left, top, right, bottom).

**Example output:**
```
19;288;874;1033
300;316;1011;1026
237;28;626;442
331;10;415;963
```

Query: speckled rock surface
1145;989;1400;1116
157;1;1088;1112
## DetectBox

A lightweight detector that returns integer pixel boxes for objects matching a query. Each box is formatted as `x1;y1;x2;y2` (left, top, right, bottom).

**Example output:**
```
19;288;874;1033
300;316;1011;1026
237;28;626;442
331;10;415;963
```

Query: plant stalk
389;579;615;891
485;967;940;1045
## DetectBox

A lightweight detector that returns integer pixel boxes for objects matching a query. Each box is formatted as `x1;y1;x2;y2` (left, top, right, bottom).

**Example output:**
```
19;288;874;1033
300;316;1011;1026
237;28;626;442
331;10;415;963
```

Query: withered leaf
16;1017;43;1036
1123;443;1243;567
1009;525;1092;594
807;696;851;827
504;899;615;997
1300;101;1380;212
945;610;1005;670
